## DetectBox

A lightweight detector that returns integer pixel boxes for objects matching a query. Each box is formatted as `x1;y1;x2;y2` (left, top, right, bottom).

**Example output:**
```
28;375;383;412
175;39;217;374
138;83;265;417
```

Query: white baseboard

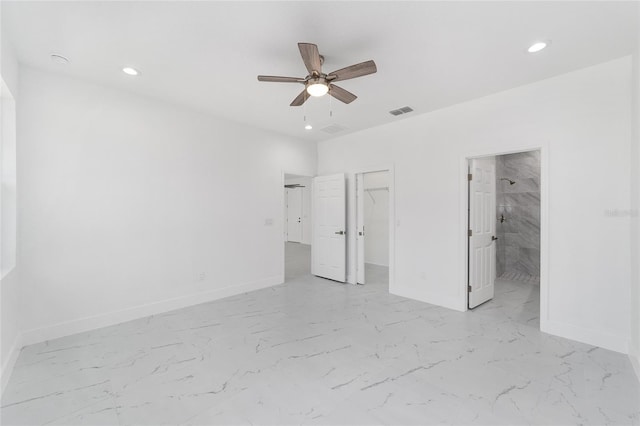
630;353;640;383
364;261;389;268
541;319;628;354
285;241;311;246
20;275;283;347
1;332;23;395
390;284;465;312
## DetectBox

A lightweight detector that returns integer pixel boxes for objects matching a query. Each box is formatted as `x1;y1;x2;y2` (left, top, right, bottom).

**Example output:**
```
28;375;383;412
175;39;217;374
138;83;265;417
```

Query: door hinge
468;173;473;181
468;229;472;237
468;285;472;292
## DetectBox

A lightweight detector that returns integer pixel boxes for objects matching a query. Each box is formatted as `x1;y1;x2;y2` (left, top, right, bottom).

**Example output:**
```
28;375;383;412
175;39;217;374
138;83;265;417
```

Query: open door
312;174;346;282
356;173;365;284
286;188;303;242
468;157;496;308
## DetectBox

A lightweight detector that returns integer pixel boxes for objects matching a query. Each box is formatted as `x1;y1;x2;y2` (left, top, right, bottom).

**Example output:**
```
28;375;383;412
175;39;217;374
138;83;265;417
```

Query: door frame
351;164;395;292
461;147;548;330
356;173;365;284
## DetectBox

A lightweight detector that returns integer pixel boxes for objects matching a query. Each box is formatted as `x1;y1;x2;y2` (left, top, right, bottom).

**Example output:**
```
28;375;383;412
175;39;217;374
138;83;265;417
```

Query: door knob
335;231;345;235
492;236;498;241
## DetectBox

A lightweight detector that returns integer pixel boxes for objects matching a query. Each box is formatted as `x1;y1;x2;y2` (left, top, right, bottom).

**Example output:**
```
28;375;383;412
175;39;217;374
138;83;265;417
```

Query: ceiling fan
257;42;377;106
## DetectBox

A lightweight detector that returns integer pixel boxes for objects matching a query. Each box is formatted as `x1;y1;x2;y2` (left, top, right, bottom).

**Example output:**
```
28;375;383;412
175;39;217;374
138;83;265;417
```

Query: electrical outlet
264;218;273;226
420;272;426;280
198;272;206;282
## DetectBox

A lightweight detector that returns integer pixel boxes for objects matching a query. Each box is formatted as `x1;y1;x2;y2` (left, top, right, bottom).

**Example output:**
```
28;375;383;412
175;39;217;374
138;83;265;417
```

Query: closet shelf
364;187;389;203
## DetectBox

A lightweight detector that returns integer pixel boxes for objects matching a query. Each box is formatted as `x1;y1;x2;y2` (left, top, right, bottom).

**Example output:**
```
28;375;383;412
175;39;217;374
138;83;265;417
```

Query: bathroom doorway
467;150;541;326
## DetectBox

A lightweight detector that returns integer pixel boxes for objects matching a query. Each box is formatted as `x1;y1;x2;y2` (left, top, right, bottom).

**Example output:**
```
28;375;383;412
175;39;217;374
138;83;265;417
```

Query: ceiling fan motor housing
307;76;327;86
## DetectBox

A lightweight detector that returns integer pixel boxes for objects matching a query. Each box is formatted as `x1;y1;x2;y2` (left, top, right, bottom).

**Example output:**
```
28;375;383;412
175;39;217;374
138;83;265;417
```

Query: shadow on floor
285;242;389;290
285;242;311;281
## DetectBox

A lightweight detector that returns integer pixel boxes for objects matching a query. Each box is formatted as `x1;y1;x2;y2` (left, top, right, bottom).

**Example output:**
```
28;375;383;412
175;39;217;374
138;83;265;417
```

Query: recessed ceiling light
527;41;548;53
304;124;313;130
122;67;140;76
50;54;69;65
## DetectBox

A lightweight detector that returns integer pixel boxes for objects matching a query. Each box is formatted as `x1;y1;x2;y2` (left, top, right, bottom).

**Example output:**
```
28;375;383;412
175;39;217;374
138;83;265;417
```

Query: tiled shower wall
496;151;541;280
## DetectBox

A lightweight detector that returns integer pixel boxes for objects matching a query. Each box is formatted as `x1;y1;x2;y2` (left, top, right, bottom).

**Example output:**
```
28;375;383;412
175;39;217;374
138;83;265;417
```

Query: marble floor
2;244;639;425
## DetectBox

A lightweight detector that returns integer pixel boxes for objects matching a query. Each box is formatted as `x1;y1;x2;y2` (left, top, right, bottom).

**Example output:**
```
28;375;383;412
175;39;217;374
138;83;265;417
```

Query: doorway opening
467;150;541;328
356;170;390;290
284;173;312;281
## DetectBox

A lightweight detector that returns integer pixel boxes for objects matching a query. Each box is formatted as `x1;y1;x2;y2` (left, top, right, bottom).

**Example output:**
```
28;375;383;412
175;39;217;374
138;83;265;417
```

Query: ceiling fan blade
298;43;322;75
258;75;305;83
290;90;309;107
327;60;377;82
329;84;357;104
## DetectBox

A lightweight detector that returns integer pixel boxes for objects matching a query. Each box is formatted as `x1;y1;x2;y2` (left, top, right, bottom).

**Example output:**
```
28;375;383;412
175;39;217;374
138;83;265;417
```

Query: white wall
17;67;316;345
0;14;18;98
284;176;312;245
0;81;18;393
0;268;19;393
2;80;16;278
319;57;633;353
630;6;640;378
363;171;389;266
0;7;21;392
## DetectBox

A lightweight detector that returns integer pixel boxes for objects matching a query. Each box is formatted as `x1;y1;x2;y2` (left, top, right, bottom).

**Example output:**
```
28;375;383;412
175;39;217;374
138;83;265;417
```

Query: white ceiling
3;1;638;142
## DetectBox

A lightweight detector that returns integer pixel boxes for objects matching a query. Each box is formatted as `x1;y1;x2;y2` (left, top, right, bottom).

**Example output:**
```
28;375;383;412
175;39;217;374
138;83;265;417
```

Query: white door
356;173;365;284
468;157;496;308
286;188;303;242
312;174;346;282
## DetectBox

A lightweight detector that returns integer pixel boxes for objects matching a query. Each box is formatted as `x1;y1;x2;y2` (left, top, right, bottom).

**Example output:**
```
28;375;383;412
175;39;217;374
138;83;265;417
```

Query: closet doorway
356;170;390;288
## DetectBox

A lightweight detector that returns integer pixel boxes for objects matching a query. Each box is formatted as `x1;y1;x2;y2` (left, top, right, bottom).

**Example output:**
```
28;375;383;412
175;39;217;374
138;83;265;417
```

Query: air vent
321;124;348;134
389;106;414;116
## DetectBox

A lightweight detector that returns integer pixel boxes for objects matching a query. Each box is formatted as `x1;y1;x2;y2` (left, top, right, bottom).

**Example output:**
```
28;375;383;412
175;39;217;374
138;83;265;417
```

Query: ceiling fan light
307;82;329;97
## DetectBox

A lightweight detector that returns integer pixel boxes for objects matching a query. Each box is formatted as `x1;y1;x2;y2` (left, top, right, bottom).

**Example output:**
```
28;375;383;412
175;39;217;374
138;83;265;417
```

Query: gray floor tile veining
2;243;639;425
